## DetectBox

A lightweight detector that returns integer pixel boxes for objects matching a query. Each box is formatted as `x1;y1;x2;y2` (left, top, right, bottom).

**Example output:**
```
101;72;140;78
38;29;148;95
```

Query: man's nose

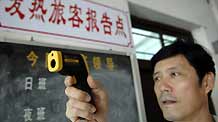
158;77;173;92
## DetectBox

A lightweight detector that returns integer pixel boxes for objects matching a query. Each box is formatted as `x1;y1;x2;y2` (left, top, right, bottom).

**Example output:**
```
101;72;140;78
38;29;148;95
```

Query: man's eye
171;72;179;77
153;76;160;82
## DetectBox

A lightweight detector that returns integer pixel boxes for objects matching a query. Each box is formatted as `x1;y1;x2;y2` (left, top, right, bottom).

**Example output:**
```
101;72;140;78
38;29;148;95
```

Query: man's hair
151;40;216;85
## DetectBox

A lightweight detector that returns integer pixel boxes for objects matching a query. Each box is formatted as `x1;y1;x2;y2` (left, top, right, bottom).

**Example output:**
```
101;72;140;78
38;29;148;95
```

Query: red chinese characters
101;13;112;35
115;16;127;38
49;0;66;25
29;0;47;22
3;0;129;41
86;8;99;32
68;4;83;28
5;0;25;20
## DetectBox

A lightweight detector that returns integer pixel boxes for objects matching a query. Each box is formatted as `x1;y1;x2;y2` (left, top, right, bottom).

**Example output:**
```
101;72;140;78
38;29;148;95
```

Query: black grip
59;52;94;104
74;73;94;104
48;51;95;120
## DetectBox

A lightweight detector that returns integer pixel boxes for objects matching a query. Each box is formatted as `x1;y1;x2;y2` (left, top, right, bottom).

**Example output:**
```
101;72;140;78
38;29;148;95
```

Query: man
64;40;217;122
151;40;217;122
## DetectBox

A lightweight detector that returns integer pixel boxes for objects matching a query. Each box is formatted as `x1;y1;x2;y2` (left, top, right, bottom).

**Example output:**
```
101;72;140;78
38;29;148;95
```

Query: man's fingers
65;75;108;122
65;87;91;102
65;75;103;90
87;75;108;100
64;76;77;87
68;117;79;122
65;95;96;122
87;75;103;90
67;99;96;113
66;104;94;121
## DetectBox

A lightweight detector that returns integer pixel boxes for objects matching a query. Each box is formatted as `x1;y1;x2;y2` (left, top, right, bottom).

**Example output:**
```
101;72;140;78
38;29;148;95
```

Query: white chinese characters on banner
24;76;47;122
24;77;47;90
24;107;46;122
38;78;47;90
37;107;46;121
0;0;132;47
25;77;33;90
24;108;33;122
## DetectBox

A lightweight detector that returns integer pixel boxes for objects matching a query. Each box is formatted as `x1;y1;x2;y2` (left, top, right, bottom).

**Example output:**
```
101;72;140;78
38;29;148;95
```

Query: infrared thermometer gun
47;51;93;104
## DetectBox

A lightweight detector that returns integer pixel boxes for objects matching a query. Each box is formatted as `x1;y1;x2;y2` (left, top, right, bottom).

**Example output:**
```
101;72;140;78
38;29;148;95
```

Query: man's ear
202;72;215;94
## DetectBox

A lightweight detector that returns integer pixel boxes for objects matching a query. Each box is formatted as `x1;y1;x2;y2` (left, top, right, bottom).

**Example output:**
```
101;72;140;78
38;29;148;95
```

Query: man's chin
162;111;179;121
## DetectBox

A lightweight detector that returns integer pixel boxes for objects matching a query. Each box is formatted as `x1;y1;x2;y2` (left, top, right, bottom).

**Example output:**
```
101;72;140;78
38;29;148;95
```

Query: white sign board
0;0;133;47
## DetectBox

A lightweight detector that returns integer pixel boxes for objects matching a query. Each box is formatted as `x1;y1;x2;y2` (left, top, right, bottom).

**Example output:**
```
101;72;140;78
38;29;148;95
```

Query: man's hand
65;75;108;122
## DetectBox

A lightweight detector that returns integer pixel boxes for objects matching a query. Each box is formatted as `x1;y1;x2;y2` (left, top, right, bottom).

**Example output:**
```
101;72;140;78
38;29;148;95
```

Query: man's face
153;55;207;121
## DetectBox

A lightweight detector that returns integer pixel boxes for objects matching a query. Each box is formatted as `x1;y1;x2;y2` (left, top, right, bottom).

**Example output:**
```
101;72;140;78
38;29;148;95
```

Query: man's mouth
159;92;177;106
162;100;177;105
159;91;177;107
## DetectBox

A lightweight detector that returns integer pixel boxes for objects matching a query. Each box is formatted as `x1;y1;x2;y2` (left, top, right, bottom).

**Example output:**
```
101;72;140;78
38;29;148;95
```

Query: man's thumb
87;75;102;90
